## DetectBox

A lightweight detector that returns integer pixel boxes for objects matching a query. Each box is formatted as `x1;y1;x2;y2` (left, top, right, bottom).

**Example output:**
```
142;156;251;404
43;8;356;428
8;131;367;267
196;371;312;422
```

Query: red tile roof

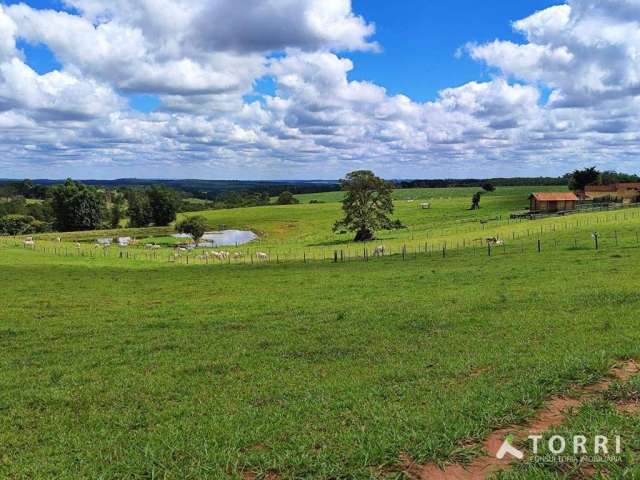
617;182;640;189
531;192;579;201
585;184;616;192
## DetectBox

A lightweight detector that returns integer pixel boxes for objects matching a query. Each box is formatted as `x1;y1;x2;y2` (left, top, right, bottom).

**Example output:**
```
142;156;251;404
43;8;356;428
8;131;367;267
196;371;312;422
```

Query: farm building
583;183;640;203
529;192;578;214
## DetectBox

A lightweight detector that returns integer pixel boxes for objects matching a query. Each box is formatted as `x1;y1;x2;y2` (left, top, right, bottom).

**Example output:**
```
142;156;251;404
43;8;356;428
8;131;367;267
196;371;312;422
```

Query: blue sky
349;0;560;101
1;0;639;179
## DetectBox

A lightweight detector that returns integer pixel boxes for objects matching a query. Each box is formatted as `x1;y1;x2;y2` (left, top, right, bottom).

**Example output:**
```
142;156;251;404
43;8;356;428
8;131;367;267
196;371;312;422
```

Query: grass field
4;185;640;478
3;237;640;478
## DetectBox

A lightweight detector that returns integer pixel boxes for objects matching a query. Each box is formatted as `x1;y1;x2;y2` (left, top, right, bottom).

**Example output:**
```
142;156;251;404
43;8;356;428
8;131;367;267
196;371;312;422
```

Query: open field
4;186;640;478
3;235;640;478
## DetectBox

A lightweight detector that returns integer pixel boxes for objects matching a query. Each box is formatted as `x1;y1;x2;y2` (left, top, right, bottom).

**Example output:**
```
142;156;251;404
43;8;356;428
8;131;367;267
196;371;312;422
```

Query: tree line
0;179;182;235
0;178;304;236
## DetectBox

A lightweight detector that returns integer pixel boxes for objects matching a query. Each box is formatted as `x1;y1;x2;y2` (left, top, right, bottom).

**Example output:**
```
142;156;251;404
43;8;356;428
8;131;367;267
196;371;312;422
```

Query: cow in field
373;245;385;256
256;252;268;261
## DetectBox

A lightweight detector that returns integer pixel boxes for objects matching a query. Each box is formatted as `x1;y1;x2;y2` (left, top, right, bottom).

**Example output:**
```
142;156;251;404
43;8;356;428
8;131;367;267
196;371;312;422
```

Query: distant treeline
395;177;569;189
0;178;341;200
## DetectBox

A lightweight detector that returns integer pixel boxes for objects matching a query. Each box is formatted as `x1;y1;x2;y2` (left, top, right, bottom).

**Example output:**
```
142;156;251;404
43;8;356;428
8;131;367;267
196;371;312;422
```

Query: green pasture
2;235;640;478
178;186;569;249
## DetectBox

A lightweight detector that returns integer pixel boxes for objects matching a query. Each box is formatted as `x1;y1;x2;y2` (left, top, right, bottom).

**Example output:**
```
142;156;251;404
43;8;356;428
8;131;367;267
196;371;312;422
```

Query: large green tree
568;167;601;191
50;179;105;231
126;189;153;228
148;186;180;226
333;170;394;242
176;216;208;243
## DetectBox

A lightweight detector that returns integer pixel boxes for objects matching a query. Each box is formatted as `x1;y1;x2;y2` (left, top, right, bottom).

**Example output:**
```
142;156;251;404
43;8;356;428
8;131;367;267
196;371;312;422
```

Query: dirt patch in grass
401;360;639;480
616;400;640;414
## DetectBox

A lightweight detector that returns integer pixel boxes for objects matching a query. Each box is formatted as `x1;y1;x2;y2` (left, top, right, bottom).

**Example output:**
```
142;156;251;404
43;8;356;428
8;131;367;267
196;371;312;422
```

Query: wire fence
3;224;640;268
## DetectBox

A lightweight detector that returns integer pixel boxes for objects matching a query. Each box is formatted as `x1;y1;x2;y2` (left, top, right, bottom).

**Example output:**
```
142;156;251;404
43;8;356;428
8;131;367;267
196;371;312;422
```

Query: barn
529;192;578;214
584;183;640;203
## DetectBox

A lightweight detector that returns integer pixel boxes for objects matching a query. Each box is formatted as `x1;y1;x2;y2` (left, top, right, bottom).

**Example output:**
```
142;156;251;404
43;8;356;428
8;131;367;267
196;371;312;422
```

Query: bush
277;191;300;205
481;182;496;192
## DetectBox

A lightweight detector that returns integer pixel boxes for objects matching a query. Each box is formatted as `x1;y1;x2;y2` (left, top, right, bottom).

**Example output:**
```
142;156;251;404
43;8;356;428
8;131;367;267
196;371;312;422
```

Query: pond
172;230;258;247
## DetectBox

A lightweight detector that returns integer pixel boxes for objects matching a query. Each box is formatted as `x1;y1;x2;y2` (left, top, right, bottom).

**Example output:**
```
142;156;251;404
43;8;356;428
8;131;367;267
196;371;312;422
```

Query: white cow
256;252;268;261
373;245;385;256
23;240;35;247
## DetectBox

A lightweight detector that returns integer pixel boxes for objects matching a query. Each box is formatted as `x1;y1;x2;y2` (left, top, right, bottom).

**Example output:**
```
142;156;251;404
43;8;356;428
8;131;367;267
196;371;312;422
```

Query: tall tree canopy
50;179;105;231
568;167;601;191
333;170;394;242
126;189;153;228
148;186;180;226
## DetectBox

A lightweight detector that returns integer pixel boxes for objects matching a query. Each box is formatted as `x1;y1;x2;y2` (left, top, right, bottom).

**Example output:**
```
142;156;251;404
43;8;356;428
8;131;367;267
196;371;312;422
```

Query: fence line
3;226;640;268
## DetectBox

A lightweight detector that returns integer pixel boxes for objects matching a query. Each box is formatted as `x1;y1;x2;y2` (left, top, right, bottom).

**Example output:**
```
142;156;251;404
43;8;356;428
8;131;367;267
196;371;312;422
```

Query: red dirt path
403;360;639;480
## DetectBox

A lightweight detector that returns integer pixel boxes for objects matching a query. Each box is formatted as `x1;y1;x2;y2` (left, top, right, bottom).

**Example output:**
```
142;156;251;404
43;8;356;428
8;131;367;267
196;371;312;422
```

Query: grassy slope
35;185;575;255
184;186;572;249
2;243;640;479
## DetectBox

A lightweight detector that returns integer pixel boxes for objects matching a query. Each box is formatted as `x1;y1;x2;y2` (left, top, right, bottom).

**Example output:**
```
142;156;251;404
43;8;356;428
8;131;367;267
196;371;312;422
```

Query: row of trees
0;179;182;234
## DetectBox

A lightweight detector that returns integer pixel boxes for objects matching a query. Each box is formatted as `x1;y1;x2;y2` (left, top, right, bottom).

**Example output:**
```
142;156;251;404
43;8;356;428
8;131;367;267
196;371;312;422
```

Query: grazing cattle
56;237;62;243
23;240;35;247
421;202;431;209
233;252;243;259
256;252;268;261
373;245;385;256
25;236;33;242
74;242;81;248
